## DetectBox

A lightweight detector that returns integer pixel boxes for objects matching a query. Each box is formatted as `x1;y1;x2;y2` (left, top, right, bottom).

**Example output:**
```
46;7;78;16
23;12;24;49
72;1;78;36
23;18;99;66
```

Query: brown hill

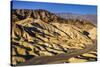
11;9;97;66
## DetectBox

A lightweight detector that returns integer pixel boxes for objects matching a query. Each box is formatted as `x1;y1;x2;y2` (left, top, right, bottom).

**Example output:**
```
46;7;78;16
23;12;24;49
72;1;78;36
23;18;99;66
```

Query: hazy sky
11;1;97;14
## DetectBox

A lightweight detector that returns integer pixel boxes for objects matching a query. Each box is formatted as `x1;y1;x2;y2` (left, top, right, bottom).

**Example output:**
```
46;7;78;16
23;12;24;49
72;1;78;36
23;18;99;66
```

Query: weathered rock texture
11;9;97;66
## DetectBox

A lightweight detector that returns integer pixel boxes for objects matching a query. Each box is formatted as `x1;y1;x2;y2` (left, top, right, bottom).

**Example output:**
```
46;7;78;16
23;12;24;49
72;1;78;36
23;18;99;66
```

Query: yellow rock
39;51;53;56
82;53;96;58
12;48;16;55
12;56;25;65
16;46;26;55
68;57;87;63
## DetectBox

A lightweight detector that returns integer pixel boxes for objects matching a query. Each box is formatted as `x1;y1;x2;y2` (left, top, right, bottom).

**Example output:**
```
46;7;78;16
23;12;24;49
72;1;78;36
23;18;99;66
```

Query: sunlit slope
11;9;97;65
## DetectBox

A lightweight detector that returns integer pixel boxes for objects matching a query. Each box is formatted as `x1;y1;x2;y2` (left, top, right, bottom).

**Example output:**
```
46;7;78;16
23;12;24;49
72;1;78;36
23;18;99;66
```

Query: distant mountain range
56;13;97;26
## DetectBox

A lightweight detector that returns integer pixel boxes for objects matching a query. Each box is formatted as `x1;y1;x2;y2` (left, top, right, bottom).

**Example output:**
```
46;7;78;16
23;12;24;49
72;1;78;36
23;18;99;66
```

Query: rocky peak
12;9;61;23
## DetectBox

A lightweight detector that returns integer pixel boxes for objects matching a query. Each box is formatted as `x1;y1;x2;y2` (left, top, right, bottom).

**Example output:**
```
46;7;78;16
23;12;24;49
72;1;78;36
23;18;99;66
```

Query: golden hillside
11;9;97;66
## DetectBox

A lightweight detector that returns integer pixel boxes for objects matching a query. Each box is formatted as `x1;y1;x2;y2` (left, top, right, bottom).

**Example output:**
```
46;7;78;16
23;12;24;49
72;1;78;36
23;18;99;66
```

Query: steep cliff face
11;9;97;65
